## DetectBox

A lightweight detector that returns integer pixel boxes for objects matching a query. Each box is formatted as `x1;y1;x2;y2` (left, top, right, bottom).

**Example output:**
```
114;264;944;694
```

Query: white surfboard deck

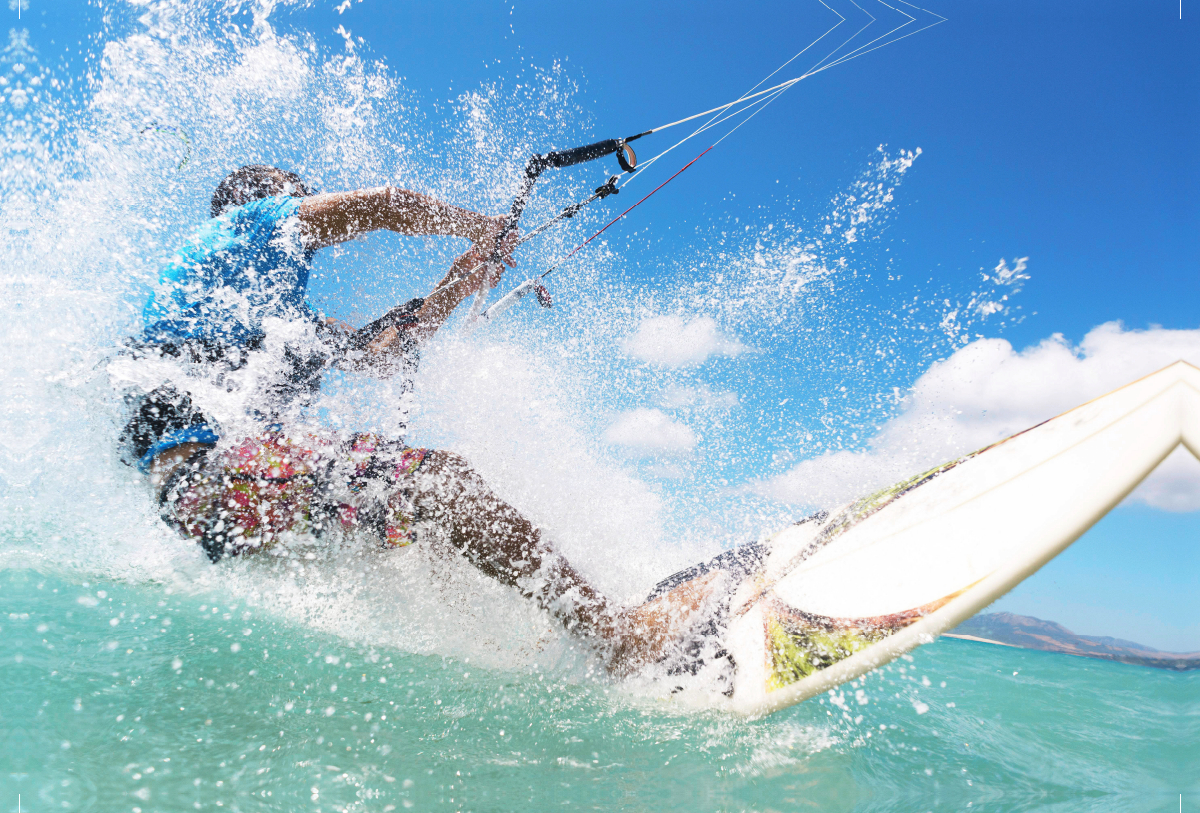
664;361;1200;716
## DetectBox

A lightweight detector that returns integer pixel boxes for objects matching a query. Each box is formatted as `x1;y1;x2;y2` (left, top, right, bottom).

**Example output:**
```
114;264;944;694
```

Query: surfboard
646;360;1200;716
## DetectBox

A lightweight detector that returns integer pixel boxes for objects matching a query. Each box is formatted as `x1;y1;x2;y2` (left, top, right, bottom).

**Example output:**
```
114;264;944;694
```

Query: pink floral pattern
170;429;428;554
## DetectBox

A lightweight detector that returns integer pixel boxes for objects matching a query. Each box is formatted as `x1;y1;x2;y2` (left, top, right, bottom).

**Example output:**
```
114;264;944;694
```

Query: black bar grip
541;138;621;169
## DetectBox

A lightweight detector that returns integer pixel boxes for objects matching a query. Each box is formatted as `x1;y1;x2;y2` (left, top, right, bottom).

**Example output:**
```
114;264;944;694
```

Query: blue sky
20;0;1199;649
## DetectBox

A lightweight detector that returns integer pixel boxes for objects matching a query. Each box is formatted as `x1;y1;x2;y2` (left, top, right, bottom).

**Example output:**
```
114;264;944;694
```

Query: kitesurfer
119;164;691;671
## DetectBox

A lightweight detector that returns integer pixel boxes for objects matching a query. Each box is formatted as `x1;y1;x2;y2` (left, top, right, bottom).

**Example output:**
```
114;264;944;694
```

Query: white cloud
659;383;739;411
751;322;1200;511
603;408;696;457
1126;446;1200;511
621;315;748;367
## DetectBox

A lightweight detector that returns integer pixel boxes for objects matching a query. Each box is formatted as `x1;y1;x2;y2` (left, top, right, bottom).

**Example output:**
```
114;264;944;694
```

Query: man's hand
464;216;520;297
471;215;519;270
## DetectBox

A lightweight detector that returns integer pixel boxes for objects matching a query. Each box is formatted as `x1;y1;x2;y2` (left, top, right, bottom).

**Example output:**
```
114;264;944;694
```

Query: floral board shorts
159;428;430;561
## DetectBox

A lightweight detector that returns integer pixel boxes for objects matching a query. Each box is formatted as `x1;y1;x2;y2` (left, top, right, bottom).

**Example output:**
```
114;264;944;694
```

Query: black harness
120;297;426;469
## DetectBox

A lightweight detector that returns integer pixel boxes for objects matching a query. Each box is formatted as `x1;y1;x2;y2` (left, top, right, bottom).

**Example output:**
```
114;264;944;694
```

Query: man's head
211;165;310;217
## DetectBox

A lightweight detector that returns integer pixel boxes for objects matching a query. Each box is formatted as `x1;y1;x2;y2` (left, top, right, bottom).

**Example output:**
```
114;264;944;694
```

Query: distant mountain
947;612;1200;671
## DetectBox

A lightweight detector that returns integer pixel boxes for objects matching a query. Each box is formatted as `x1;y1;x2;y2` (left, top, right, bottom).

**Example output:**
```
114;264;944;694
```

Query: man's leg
410;451;620;645
160;437;709;673
406;451;719;674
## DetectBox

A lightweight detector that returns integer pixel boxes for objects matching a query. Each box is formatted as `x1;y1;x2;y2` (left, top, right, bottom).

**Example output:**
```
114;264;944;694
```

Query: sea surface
3;566;1195;813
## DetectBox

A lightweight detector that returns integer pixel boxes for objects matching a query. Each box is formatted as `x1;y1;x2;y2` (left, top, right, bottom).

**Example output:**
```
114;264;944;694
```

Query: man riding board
120;165;702;673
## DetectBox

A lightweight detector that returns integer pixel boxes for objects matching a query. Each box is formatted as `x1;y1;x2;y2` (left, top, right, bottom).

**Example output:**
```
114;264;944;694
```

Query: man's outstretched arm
298;186;509;253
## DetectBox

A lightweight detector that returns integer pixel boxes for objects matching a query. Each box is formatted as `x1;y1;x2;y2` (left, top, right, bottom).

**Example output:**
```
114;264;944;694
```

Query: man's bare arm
298;186;492;249
351;249;493;374
410;249;496;339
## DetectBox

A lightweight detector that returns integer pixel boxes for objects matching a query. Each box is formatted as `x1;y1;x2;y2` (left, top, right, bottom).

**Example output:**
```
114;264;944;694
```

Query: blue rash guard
141;195;318;346
131;195;320;471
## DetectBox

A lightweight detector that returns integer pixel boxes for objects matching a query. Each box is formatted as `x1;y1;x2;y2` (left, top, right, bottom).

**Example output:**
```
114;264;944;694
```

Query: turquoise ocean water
4;567;1195;812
